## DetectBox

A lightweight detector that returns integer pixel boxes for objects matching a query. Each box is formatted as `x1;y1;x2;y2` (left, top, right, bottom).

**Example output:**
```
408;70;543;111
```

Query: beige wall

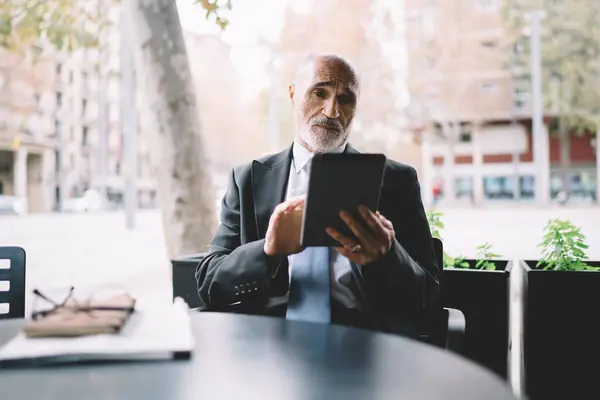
405;0;515;124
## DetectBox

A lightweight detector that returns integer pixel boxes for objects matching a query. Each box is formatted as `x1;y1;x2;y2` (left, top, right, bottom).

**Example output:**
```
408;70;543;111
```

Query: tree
0;0;232;258
503;0;600;197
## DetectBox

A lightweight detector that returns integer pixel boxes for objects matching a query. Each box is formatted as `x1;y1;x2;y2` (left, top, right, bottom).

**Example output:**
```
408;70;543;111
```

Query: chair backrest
432;237;443;270
0;247;26;319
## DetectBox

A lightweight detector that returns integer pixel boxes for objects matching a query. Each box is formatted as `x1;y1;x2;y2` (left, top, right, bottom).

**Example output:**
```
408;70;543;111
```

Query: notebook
0;298;194;367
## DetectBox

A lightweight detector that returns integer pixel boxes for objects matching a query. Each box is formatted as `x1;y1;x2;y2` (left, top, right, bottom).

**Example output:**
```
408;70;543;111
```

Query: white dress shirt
286;141;363;310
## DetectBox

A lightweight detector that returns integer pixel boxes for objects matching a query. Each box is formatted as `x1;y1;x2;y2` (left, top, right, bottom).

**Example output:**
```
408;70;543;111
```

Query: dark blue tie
286;247;331;323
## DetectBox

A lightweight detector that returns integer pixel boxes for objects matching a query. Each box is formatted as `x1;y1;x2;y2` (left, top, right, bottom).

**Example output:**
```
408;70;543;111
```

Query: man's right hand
263;196;305;257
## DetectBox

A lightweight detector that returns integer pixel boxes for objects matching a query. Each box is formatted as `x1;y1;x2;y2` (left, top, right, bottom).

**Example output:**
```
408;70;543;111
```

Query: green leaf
537;218;590;270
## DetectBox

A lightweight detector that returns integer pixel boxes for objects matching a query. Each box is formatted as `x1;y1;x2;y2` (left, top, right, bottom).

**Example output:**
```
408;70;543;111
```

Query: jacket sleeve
195;169;284;310
360;166;440;321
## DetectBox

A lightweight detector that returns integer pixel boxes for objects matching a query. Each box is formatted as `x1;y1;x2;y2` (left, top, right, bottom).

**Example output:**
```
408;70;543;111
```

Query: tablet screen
301;153;387;248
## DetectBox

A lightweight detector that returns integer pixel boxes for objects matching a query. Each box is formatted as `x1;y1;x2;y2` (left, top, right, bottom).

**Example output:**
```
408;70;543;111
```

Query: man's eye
313;90;325;98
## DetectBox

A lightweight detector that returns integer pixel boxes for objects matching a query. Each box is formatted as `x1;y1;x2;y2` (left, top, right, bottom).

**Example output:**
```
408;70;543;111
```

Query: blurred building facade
0;50;57;213
405;0;599;205
0;0;157;213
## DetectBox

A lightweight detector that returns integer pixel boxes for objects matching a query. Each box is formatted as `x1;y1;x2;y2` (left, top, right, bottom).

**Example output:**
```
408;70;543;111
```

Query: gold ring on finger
350;244;362;254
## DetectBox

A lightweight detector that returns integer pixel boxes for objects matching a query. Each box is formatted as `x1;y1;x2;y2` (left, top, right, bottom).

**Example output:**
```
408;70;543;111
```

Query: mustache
310;116;342;130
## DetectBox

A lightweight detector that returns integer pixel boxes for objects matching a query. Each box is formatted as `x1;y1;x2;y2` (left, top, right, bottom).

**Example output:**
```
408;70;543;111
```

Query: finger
339;210;378;248
358;205;387;235
378;214;393;230
334;246;372;265
326;228;360;249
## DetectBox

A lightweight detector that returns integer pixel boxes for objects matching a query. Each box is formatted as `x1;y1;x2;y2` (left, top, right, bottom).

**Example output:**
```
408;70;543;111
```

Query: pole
267;56;279;151
121;0;138;229
97;0;109;200
594;131;600;204
529;11;549;205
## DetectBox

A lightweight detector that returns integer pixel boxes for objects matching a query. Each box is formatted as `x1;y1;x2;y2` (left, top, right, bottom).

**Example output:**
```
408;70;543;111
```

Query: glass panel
484;176;515;199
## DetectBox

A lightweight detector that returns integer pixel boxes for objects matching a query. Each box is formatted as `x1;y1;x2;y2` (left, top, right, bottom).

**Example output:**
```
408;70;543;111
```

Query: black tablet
301;153;387;248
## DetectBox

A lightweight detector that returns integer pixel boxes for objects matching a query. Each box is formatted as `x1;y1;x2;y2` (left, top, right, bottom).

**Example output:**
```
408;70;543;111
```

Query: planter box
171;253;206;309
442;260;512;379
522;260;600;400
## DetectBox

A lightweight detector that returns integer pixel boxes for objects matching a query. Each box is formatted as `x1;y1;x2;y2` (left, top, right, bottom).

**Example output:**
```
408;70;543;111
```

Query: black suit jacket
195;144;440;337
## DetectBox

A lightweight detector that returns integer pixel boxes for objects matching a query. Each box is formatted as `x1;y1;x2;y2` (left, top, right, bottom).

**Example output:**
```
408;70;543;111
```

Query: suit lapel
251;146;293;239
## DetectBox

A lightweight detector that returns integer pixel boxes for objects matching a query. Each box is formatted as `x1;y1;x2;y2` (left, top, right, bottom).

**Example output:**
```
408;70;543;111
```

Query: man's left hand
326;205;395;265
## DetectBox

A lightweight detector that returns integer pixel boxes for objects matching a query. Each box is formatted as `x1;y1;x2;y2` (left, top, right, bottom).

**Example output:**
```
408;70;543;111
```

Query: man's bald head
289;53;360;153
293;53;360;96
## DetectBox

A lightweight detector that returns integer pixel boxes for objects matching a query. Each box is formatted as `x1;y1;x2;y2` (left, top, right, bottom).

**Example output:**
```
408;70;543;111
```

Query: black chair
172;246;466;352
0;247;26;320
428;238;466;353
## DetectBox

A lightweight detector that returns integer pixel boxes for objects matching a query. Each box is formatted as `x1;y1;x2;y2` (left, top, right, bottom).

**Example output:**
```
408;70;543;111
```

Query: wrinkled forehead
298;58;360;96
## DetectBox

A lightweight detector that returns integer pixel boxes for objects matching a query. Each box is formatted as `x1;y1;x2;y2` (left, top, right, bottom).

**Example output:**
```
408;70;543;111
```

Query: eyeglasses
31;286;135;321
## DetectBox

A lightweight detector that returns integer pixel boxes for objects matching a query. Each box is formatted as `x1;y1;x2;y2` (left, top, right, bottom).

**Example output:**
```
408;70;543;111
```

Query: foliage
426;208;445;239
475;242;502;270
426;208;454;267
426;208;501;269
0;0;102;56
446;255;470;269
0;0;231;56
196;0;232;30
502;0;600;134
537;218;597;271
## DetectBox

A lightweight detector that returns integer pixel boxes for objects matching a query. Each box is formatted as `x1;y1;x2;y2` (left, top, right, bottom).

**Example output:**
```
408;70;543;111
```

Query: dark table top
0;312;518;400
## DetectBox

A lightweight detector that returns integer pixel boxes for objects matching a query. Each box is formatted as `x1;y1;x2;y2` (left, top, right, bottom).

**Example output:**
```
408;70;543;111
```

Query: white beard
300;126;348;153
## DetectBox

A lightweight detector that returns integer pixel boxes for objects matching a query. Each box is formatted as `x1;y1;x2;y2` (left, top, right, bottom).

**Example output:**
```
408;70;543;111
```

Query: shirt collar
292;141;347;174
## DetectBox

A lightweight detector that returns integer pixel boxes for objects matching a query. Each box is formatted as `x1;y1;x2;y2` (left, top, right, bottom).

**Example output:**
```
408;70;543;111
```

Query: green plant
426;208;445;239
447;255;470;269
426;208;454;268
427;209;503;270
475;242;502;270
537;218;598;271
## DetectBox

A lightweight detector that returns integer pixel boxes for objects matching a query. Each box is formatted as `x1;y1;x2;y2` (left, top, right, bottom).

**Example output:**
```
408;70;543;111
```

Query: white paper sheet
0;297;194;364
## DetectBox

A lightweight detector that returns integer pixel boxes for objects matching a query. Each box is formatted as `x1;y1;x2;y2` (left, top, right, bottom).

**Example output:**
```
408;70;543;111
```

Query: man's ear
288;84;295;104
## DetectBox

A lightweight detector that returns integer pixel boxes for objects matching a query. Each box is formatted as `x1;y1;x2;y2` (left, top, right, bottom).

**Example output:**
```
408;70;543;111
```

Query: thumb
285;195;306;210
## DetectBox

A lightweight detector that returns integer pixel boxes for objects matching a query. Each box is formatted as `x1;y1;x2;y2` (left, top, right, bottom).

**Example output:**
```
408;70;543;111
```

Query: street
1;206;600;316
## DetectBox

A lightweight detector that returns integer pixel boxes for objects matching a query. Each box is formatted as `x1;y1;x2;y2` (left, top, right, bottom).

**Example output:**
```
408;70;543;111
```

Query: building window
513;80;530;109
520;176;535;199
482;40;497;49
69;70;73;83
56;63;62;76
455;177;474;199
459;125;473;142
56;92;62;108
82;99;87;116
55;119;61;137
513;39;528;55
484;176;515;200
480;82;499;94
459;131;472;143
54;150;60;172
476;0;499;12
82;126;88;145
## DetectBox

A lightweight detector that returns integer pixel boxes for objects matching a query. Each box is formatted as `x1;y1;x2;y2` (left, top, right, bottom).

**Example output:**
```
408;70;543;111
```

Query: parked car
63;189;108;213
0;195;26;215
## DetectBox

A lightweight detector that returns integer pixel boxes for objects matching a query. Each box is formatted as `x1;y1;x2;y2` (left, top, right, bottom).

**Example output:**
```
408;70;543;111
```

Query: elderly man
196;54;439;337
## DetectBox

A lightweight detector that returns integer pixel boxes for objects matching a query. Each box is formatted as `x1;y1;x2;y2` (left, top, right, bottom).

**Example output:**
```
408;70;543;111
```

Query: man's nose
322;98;339;119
